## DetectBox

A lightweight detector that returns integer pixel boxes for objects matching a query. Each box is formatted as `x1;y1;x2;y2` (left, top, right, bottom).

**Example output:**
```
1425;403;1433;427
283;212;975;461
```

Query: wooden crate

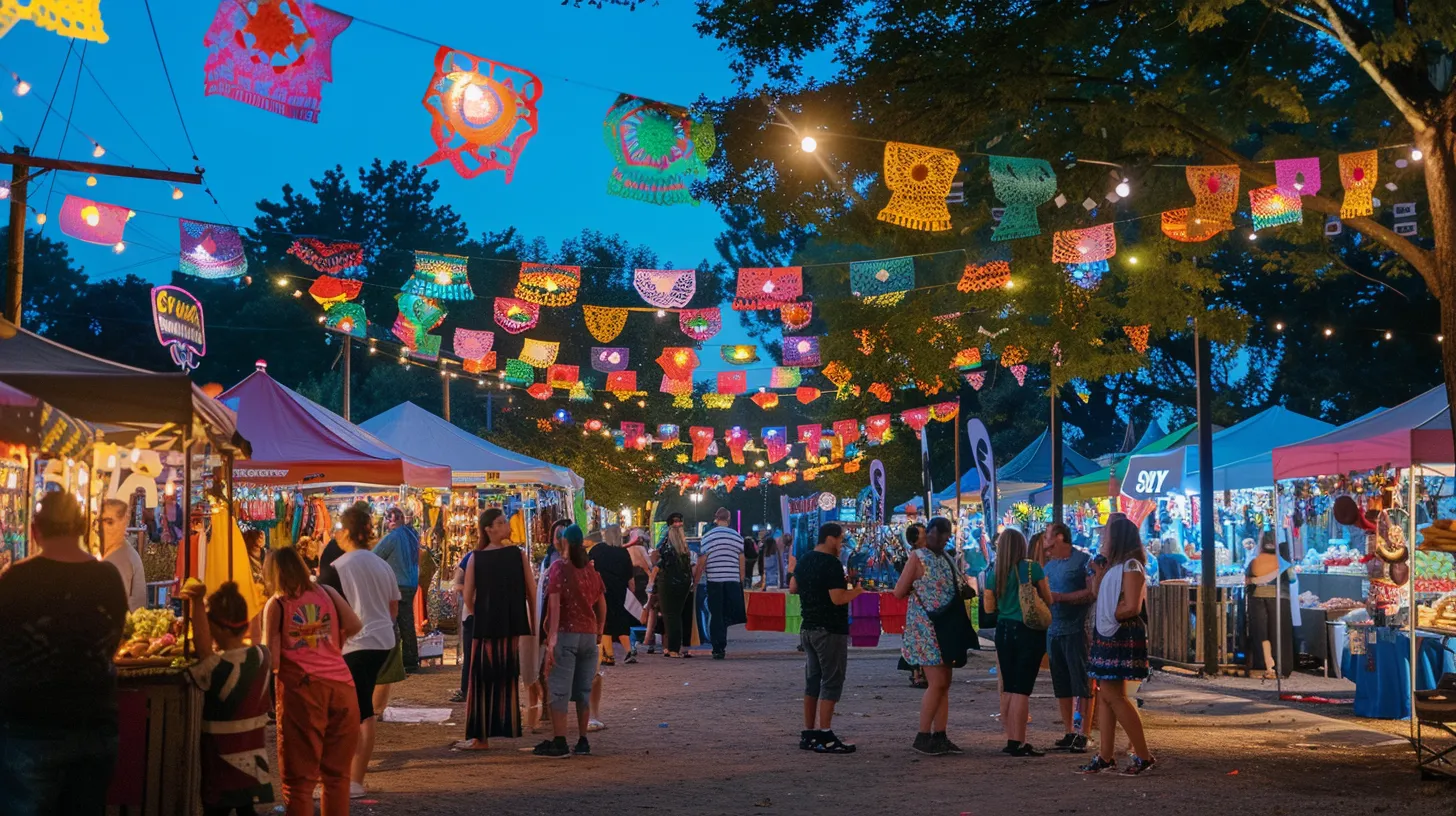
107;669;202;816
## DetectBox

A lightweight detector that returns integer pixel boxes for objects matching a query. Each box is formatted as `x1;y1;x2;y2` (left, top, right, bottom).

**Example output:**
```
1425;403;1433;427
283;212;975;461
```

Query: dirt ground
320;629;1454;816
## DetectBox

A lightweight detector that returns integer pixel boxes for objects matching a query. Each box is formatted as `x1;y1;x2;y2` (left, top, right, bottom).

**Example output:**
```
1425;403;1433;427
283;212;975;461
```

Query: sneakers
1001;740;1019;755
711;651;726;660
646;644;657;654
799;729;823;750
448;689;465;703
1054;733;1089;753
1077;755;1118;775
912;732;949;756
587;719;606;733
349;782;367;799
532;737;570;758
814;730;857;754
1120;755;1157;776
931;732;963;755
1012;742;1046;757
625;649;638;664
572;737;591;756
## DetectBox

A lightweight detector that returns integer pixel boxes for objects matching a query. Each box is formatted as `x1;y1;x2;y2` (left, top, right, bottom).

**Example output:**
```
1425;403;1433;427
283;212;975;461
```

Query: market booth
0;317;251;815
1272;386;1456;747
359;400;584;629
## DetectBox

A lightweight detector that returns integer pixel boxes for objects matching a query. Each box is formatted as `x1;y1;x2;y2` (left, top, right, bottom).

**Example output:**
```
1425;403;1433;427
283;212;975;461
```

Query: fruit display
117;608;184;661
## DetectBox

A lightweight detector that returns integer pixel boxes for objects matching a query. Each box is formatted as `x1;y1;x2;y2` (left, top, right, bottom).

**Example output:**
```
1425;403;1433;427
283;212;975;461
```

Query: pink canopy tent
219;365;451;487
1272;385;1452;479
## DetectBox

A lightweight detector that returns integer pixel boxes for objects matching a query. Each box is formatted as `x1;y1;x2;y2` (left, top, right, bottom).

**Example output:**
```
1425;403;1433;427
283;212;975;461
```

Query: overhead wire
30;40;74;148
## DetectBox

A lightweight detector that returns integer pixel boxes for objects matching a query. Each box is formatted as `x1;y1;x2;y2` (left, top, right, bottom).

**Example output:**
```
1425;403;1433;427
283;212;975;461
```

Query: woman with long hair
654;516;694;658
456;508;535;750
892;517;964;756
984;528;1052;757
262;546;362;815
896;523;929;689
1080;517;1155;776
590;526;638;665
537;525;607;757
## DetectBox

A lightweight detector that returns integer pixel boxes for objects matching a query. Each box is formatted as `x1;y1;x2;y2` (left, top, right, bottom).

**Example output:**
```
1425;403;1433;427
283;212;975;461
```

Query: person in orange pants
263;546;363;815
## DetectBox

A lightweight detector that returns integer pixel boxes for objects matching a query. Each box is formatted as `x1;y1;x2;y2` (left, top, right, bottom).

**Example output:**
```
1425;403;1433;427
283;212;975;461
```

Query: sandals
452;739;489;751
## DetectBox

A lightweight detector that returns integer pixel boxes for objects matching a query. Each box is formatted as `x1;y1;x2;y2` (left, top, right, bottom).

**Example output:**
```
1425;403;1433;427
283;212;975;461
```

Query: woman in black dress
456;508;535;750
591;527;639;665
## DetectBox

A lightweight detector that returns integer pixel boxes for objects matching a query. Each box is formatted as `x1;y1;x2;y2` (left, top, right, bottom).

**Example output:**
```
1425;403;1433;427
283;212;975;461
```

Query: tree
696;0;1455;450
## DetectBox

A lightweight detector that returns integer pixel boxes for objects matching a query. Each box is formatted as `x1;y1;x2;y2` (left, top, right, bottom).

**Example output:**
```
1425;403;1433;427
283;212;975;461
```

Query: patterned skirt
465;636;522;741
1088;621;1149;682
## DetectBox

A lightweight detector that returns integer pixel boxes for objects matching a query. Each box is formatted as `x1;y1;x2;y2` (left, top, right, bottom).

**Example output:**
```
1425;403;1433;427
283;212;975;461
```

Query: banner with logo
1119;449;1185;501
151;285;206;371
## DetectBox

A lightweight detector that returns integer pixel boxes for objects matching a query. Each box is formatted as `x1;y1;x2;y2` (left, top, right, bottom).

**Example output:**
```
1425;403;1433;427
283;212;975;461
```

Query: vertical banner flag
869;459;886;525
966;418;995;545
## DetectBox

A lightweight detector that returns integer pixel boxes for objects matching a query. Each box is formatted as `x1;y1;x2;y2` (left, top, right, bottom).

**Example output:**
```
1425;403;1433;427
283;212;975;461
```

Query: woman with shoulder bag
892;517;970;756
983;528;1052;757
1079;517;1155;776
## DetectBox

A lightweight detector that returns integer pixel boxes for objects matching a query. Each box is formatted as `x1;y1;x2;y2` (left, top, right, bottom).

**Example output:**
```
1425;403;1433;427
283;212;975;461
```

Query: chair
1415;672;1456;779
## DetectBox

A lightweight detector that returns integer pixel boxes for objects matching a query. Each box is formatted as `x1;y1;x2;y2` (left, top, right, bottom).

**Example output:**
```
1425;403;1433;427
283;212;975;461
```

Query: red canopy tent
1272;385;1453;479
219;364;451;487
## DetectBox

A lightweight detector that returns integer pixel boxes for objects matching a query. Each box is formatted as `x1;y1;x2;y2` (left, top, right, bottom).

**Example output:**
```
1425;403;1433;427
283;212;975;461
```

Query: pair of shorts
994;618;1046;696
548;632;599;713
802;630;849;703
343;648;390;720
1047;630;1091;699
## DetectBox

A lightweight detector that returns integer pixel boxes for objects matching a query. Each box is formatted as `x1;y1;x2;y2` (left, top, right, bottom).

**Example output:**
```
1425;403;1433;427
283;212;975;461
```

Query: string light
171;187;184;200
656;309;666;318
275;277;288;287
1274;322;1284;331
85;175;97;187
1115;178;1131;197
1248;231;1258;241
1384;331;1392;340
91;143;105;158
12;74;29;96
34;213;45;225
1323;327;1333;337
112;241;125;254
1412;148;1424;161
801;136;818;153
1127;256;1138;265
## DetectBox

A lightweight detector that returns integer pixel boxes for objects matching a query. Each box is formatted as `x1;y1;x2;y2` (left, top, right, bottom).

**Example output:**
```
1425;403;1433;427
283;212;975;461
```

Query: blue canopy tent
898;429;1098;511
1181;405;1335;491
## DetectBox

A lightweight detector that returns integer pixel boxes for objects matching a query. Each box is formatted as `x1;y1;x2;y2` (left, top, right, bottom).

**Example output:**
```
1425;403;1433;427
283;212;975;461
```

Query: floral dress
901;548;957;667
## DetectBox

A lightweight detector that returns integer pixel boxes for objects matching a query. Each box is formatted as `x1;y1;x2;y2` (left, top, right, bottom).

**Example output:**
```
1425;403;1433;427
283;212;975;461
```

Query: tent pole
1051;391;1064;526
182;426;192;661
1409;466;1419;745
954;413;962;546
225;451;235;583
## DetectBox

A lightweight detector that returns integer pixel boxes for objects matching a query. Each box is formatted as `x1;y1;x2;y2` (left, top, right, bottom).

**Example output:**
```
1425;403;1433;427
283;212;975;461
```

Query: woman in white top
332;504;400;797
1079;517;1154;777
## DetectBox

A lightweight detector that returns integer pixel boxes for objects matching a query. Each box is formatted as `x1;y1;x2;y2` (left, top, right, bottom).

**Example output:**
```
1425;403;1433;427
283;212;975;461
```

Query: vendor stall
1273;384;1456;775
0;316;250;815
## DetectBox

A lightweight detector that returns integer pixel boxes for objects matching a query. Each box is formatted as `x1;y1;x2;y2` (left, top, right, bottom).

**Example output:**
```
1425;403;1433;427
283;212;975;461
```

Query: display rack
0;454;28;570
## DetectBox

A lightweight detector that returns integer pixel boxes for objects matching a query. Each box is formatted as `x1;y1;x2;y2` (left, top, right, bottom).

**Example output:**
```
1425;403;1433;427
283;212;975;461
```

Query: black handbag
923;550;975;669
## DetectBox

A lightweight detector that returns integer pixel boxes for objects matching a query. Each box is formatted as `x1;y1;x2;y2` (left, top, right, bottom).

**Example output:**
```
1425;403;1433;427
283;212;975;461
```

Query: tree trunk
1422;113;1456;460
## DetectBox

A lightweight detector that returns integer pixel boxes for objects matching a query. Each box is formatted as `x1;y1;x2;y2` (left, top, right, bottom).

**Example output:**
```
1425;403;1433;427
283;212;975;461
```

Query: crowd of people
0;489;1164;815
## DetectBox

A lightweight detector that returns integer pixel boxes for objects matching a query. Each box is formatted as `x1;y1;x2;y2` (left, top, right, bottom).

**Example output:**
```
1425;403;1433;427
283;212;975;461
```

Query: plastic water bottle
1073;711;1083;729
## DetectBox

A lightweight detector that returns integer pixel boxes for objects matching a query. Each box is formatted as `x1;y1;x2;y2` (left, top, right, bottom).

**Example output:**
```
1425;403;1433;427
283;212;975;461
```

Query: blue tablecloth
1340;628;1456;719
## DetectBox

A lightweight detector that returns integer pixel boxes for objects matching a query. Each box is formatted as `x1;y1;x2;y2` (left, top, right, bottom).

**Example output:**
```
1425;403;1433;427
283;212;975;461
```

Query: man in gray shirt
1042;522;1093;752
99;499;147;611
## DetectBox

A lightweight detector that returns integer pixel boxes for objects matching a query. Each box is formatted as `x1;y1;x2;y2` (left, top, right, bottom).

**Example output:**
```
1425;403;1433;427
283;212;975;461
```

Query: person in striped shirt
693;508;746;659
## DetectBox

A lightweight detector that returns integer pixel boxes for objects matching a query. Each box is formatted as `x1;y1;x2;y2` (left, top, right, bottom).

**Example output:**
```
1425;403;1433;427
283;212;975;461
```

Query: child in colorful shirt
183;580;274;815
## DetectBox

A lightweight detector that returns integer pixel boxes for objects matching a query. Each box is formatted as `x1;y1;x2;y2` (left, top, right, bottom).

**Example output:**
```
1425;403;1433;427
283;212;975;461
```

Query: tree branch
1304;0;1430;133
1262;1;1334;37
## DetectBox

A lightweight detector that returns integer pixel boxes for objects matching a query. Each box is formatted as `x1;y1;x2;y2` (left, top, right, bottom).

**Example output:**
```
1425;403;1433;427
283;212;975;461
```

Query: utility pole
1;149;202;326
1050;390;1064;525
341;334;352;421
442;369;452;422
1196;322;1219;675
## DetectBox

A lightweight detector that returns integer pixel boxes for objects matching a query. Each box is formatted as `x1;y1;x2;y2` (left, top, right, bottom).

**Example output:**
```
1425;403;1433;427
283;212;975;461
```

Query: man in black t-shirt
789;522;864;754
0;492;128;816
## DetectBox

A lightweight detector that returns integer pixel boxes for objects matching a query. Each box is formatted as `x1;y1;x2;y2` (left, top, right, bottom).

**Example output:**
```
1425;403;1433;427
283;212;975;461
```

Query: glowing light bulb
1004;279;1014;289
673;352;688;365
1274;322;1284;331
603;402;613;409
1115;179;1131;197
544;279;559;292
637;400;646;408
801;136;817;153
434;270;451;286
1384;331;1392;340
34;213;46;225
85;175;97;187
0;186;7;201
763;280;776;294
92;143;105;158
1412;148;1424;161
755;460;766;468
276;277;289;287
1128;256;1138;265
112;241;125;254
1323;327;1333;337
13;78;30;96
1248;232;1258;241
317;315;326;324
172;187;184;200
81;205;100;226
656;309;665;318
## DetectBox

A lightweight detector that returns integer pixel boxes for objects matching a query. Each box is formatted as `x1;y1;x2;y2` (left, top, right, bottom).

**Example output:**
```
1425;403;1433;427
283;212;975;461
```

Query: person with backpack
983;527;1053;757
892;517;970;756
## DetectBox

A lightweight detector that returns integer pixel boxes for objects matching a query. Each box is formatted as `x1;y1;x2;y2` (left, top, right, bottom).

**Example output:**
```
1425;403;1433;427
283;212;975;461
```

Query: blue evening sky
1;1;772;365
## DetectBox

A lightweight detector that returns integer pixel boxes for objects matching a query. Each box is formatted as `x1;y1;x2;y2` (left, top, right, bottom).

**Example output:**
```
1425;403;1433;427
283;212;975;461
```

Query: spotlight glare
800;135;818;153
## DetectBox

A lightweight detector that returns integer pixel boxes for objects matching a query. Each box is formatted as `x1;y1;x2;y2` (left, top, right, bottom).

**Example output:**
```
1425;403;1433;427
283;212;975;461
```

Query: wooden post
0;151;201;326
1050;390;1064;525
4;146;29;326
